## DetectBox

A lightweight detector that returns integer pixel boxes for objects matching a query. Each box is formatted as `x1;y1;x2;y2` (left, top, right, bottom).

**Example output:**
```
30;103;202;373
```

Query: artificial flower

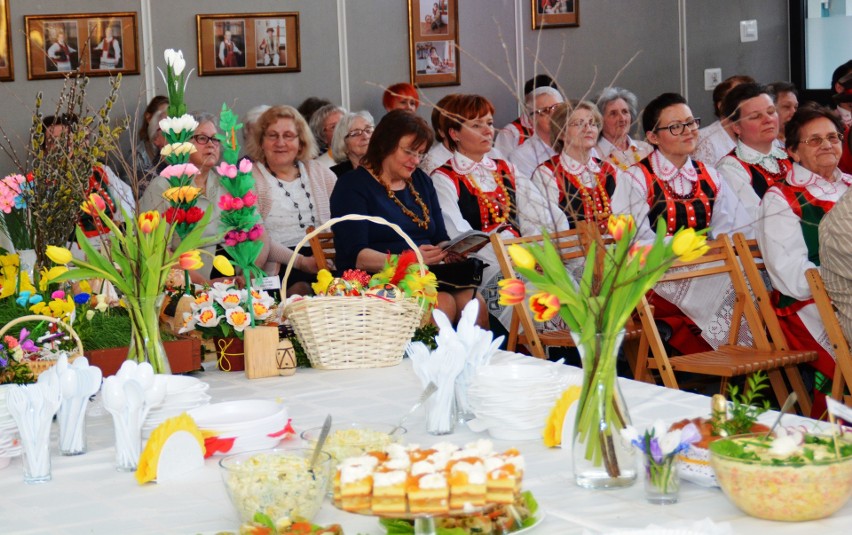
498;278;526;306
312;269;334;295
184;206;204;224
194;306;221;328
178;251;203;271
508;244;536;271
160;142;196;158
46;245;73;265
215;162;238;179
164;207;185;224
213;255;235;276
138;211;160;234
163;186;201;204
73;292;90;305
247;224;263;241
225;307;250;332
51;290;65;300
238;159;252;174
607;214;635;241
85;309;96;321
252;301;273;320
163;48;186;75
81;192;107;215
529;292;560;322
159;163;199;180
158;114;198;136
216;289;243;309
242;190;258;207
671;228;709;262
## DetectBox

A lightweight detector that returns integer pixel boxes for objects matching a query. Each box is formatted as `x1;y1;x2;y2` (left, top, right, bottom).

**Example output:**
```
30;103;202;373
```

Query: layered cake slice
371;469;408;514
447;458;487;509
407;472;450;514
339;455;379;511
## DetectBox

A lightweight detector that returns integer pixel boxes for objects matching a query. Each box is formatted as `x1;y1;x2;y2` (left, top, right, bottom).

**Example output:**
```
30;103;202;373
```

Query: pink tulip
218;194;234;210
243;191;258;207
238;159;253;174
248;224;264;241
231;198;244;210
215;162;238;178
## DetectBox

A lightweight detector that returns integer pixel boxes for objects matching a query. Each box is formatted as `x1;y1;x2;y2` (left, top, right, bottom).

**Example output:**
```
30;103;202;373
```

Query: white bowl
189;400;287;433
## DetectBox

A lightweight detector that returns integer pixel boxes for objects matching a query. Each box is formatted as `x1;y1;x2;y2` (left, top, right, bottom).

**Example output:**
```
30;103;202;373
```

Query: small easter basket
282;215;428;370
0;315;83;378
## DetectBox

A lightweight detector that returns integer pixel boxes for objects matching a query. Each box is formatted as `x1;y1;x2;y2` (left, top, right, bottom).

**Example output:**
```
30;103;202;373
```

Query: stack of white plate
467;364;569;440
188;399;289;456
0;385;22;468
142;375;211;436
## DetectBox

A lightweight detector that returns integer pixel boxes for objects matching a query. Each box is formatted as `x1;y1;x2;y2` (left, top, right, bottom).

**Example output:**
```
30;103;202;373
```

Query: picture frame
531;0;579;29
0;0;12;82
408;0;460;88
23;12;140;80
196;13;300;76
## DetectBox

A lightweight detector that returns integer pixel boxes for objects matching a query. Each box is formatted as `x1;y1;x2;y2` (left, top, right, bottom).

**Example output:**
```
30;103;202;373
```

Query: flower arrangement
0;333;36;384
498;215;708;486
622;420;700;500
178;282;277;339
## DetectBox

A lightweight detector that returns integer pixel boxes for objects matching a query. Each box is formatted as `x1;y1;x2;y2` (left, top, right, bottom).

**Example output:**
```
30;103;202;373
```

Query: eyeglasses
345;127;374;139
534;103;561;116
654;118;701;136
264;132;299;142
191;134;221;146
400;146;427;161
567;120;600;129
799;132;844;147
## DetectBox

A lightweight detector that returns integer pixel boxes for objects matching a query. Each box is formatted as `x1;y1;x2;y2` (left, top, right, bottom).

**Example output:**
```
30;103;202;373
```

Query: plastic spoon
764;392;798;439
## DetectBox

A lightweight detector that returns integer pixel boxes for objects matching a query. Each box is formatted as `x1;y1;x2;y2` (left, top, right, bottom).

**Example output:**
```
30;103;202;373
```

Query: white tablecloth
0;355;849;534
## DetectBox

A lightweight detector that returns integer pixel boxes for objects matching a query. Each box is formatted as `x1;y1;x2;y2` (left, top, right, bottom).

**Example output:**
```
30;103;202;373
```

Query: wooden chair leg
784;366;812;416
631;334;654;384
767;369;792;412
507;311;519;352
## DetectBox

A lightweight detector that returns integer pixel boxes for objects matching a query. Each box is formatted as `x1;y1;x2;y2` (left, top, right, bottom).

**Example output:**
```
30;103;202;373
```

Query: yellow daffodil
178;250;203;271
607;214;635;241
312;269;334;295
46;245;73;265
508;244;536;270
162;186;201;204
497;278;526;306
671;228;709;262
138;211;160;234
529;292;560;322
213;255;234;276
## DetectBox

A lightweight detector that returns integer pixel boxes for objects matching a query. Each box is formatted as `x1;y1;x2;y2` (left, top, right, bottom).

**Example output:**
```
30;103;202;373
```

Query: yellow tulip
508;244;536;271
213;255;235;276
44;266;68;282
46;245;73;265
607;214;634;241
178;250;203;271
497;278;526;306
138;211;160;234
671;228;709;262
529;292;560;322
163;186;201;204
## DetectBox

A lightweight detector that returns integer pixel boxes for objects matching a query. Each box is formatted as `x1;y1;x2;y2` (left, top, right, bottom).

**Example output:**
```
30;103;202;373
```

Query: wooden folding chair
305;225;336;272
806;268;852;406
489;227;646;367
634;234;816;414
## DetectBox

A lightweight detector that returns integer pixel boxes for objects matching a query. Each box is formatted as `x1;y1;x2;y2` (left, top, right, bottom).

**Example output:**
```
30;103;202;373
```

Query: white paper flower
225;306;250;332
160;142;197;157
159;114;198;135
163;49;185;75
216;289;245;310
193;306;222;328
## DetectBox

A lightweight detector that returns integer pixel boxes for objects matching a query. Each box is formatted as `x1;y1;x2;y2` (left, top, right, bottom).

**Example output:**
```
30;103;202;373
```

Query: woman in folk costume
758;104;852;417
218;30;242;68
594;87;653;171
529;100;618;234
430;94;539;327
94;26;121;70
611;92;752;354
46;30;76;71
716;83;792;232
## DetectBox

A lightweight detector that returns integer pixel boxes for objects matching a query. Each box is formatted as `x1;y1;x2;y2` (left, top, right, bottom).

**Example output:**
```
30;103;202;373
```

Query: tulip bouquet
498;215;708;486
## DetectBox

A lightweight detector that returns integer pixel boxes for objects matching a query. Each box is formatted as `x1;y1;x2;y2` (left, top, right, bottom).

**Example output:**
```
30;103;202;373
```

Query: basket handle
282;214;427;301
0;314;85;356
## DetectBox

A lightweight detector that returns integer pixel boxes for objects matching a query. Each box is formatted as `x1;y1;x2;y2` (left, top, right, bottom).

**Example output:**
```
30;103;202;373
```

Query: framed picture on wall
196;13;300;76
24;12;139;80
531;0;579;29
408;0;460;87
0;0;12;82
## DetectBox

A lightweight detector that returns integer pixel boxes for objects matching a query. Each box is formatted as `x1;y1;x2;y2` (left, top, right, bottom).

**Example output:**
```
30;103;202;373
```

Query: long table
0;355;849;534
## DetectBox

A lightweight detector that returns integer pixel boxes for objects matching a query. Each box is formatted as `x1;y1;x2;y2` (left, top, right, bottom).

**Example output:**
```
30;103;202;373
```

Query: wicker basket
282;215;428;370
0;314;83;378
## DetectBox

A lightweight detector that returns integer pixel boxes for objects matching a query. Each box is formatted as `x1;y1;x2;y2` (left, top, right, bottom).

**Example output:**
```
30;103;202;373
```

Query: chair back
306;225;336;272
806;268;852;406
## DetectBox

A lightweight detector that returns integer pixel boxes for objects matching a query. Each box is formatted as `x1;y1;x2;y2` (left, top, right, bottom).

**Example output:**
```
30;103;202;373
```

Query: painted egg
365;283;402;301
326;278;352;297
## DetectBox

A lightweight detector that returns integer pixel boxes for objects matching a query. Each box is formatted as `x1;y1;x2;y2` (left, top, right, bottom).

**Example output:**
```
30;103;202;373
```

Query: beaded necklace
557;162;612;224
607;144;642;171
465;170;511;225
275;164;315;229
370;168;431;230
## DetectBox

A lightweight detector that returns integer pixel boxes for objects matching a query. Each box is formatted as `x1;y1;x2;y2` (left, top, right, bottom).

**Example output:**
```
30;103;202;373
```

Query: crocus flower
671;228;709;262
178;250;203;271
213;255;235;276
215;162;238;179
497;278;526;306
163;48;186;75
81;193;106;215
508;244;536;271
529;292;560;322
607;214;634;241
46;245;73;265
138;211;160;234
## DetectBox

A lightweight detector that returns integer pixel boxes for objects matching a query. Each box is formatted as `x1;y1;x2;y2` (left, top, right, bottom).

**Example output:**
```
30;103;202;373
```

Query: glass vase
644;457;680;504
570;330;636;489
127;294;171;374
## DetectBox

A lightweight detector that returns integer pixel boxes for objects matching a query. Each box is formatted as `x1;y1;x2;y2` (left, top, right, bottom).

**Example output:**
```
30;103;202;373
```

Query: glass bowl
709;433;852;521
219;447;332;523
300;421;404;462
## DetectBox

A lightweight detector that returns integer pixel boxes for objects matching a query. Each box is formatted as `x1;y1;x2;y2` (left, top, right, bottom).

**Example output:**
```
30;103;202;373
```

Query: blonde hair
250;105;318;163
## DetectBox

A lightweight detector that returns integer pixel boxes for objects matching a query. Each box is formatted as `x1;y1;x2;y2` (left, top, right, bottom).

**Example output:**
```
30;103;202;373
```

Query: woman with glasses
329;111;374;178
140;111;228;283
508;86;564;181
330;110;488;327
611;92;751;354
250;105;337;295
529;100;618;233
759;104;852;415
716;83;791;229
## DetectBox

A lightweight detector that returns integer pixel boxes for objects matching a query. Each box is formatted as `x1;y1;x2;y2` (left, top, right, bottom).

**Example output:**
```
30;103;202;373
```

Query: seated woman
330;109;487;327
382;83;419;113
759;104;851;416
329;111;374;178
125;95;168;194
249;105;337;294
611;92;751;353
716;83;791;230
140;111;226;284
430;94;538;328
594;87;653;170
529;100;618;234
309;104;347;167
